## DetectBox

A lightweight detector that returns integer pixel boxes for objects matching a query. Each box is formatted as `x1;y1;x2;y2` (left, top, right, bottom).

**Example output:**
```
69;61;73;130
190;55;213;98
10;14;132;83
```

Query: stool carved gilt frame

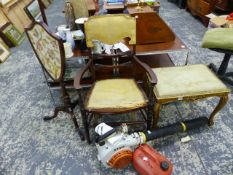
153;92;229;129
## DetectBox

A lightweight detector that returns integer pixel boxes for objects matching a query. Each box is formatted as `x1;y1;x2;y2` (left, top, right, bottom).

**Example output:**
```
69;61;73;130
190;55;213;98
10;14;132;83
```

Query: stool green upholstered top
152;64;230;128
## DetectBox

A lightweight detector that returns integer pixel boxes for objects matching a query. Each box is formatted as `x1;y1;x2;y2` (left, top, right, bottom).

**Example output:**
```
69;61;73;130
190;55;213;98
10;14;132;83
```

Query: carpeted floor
0;0;233;174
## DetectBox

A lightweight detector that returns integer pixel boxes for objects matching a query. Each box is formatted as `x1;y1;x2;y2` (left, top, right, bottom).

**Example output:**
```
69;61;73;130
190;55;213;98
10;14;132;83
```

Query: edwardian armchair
25;21;84;140
74;14;157;143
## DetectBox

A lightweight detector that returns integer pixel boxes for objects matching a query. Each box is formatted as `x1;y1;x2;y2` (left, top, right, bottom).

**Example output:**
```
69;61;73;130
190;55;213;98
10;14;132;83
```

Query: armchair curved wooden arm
92;50;132;58
133;55;157;85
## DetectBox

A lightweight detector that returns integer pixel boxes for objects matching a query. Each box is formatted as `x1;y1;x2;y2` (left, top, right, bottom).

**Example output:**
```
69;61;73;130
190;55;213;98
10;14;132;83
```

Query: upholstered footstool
152;64;230;128
202;28;233;86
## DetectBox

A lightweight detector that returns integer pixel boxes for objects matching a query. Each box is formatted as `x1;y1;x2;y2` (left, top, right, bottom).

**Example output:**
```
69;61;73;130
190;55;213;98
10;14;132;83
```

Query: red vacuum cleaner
95;117;209;175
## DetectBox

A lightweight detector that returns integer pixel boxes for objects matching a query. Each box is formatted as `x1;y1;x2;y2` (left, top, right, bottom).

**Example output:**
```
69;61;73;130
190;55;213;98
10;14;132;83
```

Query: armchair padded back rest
26;22;65;81
84;14;136;47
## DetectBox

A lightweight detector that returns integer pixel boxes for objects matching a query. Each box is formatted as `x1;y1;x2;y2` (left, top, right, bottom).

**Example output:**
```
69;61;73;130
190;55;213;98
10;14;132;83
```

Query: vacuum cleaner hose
145;117;209;141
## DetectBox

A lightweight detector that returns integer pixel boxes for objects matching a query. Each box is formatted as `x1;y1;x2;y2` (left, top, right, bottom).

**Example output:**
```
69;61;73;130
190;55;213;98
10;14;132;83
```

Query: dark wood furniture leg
78;91;91;143
209;49;233;86
44;83;85;140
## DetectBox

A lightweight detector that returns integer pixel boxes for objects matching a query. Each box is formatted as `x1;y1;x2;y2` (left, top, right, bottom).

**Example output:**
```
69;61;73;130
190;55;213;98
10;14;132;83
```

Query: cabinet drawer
196;0;211;15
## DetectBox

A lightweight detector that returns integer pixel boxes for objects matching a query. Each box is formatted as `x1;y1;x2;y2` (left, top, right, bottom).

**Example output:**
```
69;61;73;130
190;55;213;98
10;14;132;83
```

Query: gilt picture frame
2;23;25;46
0;40;10;63
24;0;41;20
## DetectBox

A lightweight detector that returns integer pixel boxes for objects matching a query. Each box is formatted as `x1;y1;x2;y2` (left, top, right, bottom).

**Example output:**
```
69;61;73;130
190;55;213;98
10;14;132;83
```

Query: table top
74;5;188;57
128;6;187;55
133;36;187;56
74;35;187;57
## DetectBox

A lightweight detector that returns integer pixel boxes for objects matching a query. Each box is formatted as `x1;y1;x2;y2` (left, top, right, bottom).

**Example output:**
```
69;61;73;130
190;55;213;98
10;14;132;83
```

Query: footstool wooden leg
208;95;228;126
152;103;161;129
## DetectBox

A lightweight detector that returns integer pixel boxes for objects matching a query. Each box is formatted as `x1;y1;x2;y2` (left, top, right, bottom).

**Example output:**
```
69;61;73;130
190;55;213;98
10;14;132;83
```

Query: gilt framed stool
152;64;230;129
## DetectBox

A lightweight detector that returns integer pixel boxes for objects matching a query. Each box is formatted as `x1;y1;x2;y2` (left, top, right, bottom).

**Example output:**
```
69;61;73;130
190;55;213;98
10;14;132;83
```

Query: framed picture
2;22;25;46
0;0;15;7
24;0;41;20
0;40;10;63
24;0;48;24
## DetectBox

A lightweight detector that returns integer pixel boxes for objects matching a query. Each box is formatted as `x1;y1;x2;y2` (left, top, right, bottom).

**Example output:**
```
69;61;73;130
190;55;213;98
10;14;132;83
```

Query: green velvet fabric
201;28;233;51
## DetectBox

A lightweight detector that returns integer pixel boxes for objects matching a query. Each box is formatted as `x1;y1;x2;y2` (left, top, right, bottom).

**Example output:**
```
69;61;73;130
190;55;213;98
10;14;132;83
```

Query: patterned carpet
0;0;233;174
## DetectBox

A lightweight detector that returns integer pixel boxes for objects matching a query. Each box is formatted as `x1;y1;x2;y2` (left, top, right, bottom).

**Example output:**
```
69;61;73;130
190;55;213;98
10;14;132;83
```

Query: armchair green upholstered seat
152;64;229;128
86;79;148;112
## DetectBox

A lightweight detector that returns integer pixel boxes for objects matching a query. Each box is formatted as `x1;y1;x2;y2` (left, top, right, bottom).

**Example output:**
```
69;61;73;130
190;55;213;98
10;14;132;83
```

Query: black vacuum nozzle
145;117;209;141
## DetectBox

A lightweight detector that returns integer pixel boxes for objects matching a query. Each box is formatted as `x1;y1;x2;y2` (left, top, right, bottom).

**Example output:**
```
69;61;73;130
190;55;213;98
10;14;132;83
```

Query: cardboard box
206;13;233;28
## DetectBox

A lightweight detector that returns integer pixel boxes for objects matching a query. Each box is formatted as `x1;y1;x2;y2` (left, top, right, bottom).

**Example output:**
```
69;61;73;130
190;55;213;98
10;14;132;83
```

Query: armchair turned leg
147;102;155;130
78;91;91;144
82;114;91;144
152;103;161;129
208;95;228;126
70;112;85;141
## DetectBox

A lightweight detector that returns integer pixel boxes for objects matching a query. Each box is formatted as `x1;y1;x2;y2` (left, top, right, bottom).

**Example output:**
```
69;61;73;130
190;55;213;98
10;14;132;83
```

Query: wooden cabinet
187;0;216;26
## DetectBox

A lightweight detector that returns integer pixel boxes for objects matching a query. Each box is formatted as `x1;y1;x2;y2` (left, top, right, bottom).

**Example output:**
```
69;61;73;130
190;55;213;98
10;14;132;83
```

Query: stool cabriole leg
208;95;229;126
152;103;161;129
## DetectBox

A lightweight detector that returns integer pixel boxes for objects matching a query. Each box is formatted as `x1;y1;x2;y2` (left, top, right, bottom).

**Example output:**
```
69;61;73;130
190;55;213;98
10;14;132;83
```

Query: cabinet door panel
196;0;210;15
187;0;197;9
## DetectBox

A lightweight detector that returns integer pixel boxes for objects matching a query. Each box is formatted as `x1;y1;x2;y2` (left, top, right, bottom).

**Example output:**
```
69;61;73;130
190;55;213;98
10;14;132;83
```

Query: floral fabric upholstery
27;24;62;80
